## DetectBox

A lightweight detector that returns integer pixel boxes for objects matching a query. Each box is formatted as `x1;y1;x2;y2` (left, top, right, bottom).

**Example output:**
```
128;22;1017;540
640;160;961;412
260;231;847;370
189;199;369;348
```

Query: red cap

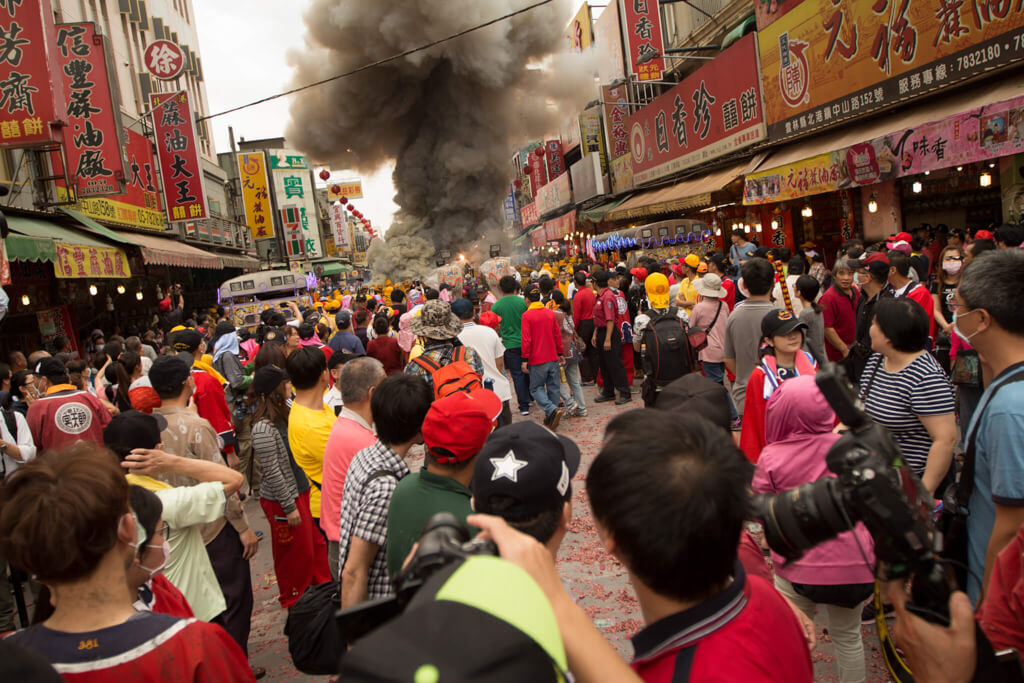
630;267;648;281
479;310;501;331
974;229;994;240
421;390;502;463
889;231;913;243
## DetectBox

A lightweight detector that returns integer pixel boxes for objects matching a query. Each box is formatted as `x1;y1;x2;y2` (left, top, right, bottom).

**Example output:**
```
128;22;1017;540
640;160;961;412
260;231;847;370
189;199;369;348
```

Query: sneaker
861;601;894;624
581;380;596;386
614;395;632;405
593;394;615;403
574;409;588;418
519;408;530;416
547;408;564;432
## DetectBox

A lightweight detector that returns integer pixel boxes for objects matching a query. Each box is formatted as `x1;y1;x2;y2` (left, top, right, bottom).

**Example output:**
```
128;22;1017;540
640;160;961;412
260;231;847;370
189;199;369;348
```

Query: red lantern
339;196;348;204
513;178;522;188
319;169;331;181
535;146;544;156
354;210;362;218
330;184;341;195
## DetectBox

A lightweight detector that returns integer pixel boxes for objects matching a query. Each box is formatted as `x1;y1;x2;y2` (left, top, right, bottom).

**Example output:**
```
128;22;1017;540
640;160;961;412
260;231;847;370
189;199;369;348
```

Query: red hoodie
520;303;563;366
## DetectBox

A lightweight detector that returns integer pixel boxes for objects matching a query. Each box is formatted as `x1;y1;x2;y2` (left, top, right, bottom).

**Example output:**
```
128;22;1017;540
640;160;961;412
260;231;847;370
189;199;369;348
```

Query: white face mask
139;540;170;578
855;272;870;287
952;309;980;344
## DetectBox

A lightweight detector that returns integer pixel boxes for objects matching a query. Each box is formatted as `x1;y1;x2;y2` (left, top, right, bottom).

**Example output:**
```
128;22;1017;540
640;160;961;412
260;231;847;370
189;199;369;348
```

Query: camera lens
754;479;851;562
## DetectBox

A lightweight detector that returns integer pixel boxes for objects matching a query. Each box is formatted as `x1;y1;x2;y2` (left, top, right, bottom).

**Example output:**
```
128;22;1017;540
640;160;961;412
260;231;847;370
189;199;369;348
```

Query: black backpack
640;307;694;387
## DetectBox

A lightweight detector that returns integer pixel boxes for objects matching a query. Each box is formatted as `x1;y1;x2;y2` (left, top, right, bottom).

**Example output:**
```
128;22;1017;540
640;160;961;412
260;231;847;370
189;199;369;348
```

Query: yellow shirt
676;277;699;305
287;402;337;518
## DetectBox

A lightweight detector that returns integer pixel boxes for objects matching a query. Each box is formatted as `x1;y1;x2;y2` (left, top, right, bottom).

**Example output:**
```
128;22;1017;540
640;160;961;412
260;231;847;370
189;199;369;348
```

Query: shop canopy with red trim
112;230;225;270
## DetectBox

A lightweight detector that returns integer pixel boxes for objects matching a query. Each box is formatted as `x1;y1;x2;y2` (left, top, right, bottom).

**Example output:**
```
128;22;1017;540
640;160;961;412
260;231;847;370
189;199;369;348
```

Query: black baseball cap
148;356;192;397
35;357;66;379
170;328;204;353
335;310;352;328
761;308;808;338
592;270;610;286
849;251;890;280
253;365;289;396
451;298;475;319
103;409;166;460
471;422;580;519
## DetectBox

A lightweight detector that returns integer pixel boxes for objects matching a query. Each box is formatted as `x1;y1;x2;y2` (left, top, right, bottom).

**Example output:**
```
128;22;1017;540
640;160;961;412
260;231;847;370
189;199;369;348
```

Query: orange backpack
411;346;483;400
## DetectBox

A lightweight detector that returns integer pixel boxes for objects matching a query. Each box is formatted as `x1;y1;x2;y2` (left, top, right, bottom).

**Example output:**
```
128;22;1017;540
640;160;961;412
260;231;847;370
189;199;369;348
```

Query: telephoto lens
753;478;852;562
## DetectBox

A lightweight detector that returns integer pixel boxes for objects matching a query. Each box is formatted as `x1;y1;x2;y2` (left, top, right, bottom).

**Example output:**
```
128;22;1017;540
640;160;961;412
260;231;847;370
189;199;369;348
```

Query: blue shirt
329;330;365;355
730;242;756;266
966;361;1024;603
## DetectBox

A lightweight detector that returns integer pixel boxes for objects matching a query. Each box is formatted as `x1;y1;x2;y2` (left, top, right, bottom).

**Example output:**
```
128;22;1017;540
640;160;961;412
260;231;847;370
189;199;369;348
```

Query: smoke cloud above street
285;0;593;281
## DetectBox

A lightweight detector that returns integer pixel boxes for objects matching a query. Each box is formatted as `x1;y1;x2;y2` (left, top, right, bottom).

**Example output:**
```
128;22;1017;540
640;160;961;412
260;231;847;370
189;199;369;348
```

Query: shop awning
750;78;1024;179
111;230;225;270
317;262;344;276
58;207;136;244
220;253;260;270
580;195;632;222
7;215;115;264
605;161;751;222
6;233;56;262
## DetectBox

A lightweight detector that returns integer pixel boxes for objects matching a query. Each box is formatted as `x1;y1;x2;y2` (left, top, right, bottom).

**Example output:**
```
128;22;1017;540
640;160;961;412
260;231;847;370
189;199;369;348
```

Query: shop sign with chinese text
150;91;207;221
330;202;349;249
521;200;539;227
0;0;64;148
610;154;634;194
53;241;130;279
237;152;273;240
545;139;566;179
143;40;185;80
580;105;608;174
603;84;630;163
621;0;664;81
759;0;1024;142
530;226;546;247
743;151;844;204
629;34;766;185
270;150;323;258
565;2;593;52
59;127;164;229
327;179;363;200
544;210;577;240
55;23;125;197
535;172;573;216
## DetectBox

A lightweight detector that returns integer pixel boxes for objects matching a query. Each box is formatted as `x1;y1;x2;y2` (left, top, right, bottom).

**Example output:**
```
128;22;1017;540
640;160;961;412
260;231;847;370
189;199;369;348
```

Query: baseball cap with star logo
470;421;581;519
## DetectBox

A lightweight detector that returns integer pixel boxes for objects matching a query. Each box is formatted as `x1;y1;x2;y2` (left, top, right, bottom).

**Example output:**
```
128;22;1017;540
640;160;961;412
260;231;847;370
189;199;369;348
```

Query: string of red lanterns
323;171;377;240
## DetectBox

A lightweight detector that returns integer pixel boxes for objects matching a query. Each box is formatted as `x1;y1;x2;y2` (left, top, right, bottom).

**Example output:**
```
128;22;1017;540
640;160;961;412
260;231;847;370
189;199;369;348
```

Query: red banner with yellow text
150;91;208;221
0;0;64;148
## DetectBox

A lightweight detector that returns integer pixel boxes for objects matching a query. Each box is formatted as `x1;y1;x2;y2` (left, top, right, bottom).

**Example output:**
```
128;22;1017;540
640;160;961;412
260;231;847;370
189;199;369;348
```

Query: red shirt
594;288;617;327
366;336;405;375
4;612;254;682
520;304;564;365
977;523;1024;653
630;564;813;683
820;283;860;362
190;369;235;454
895;282;936;338
722;278;737;312
572;286;595;324
27;385;111;452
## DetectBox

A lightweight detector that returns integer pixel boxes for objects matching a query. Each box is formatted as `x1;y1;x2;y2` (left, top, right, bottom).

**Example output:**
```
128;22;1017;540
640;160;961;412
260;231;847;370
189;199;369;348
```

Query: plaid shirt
403;342;484;392
336;440;410;599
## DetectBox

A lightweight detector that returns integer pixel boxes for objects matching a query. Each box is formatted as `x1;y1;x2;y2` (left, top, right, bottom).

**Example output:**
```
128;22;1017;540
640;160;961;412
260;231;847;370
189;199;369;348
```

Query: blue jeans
702;361;738;420
504;347;532;411
560;362;586;411
529;361;561;418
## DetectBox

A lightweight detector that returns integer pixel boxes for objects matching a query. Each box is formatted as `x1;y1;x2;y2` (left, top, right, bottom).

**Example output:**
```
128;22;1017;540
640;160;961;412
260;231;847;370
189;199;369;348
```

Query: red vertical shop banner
620;0;664;82
54;23;126;197
527;148;548;195
545;139;565;180
602;83;630;161
149;91;207;221
0;0;65;148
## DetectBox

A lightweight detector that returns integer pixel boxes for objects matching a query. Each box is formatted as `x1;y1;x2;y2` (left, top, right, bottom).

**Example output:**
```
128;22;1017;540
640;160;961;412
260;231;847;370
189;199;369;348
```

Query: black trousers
577;318;598;382
207;524;254;656
595;326;629;397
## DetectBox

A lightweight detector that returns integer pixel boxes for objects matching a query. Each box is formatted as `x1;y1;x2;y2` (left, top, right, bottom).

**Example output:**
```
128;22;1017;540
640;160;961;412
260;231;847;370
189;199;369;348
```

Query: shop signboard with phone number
759;0;1024;142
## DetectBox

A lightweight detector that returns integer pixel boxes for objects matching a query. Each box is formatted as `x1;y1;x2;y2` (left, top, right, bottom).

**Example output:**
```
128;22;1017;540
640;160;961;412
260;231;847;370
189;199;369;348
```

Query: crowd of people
0;221;1022;681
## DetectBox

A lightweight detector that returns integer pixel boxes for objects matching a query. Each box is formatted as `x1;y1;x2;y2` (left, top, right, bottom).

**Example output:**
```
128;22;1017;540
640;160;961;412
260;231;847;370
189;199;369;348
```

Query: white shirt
323;386;343;415
1;410;36;477
458;322;512;403
140;355;153;375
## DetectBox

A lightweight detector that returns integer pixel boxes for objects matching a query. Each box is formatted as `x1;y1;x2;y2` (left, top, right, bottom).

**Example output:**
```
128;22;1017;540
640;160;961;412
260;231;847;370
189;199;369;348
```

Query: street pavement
245;381;896;681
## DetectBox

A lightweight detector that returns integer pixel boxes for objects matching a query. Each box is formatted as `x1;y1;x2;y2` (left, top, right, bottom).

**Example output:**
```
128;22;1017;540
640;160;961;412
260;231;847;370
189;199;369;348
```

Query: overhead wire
194;0;556;123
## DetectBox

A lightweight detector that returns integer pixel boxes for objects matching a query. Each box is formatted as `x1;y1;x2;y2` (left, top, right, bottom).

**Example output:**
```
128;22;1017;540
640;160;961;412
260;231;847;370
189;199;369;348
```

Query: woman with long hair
4;369;38;416
0;444;254;679
932;244;964;372
739;309;818;462
250;365;330;607
283;325;301;357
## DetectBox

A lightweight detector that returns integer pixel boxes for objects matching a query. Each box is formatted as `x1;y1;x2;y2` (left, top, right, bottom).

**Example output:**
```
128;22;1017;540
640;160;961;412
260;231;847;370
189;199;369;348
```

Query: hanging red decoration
330;184;341;195
319;169;331;181
513;179;522;188
535;146;544;156
339;196;348;204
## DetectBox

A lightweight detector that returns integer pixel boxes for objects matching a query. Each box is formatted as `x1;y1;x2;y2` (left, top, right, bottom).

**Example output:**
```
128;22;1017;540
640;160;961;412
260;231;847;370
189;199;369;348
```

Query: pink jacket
752;375;875;586
950;329;973;362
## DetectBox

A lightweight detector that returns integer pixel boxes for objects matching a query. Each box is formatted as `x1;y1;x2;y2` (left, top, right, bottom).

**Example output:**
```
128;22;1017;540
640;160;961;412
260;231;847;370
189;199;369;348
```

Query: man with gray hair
953;250;1024;605
321;356;385;579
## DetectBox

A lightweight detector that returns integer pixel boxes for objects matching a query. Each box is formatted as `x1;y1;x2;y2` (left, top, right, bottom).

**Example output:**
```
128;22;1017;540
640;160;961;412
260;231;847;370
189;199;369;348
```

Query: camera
752;362;957;626
335;512;497;643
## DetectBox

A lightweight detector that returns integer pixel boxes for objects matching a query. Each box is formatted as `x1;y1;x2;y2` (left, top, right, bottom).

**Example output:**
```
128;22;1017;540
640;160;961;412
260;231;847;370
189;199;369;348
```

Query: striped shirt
859;352;955;473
